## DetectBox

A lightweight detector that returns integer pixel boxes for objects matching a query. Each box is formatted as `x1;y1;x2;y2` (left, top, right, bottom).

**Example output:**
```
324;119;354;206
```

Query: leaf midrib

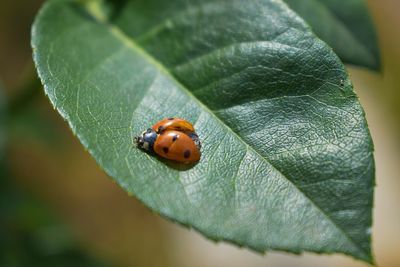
82;0;369;259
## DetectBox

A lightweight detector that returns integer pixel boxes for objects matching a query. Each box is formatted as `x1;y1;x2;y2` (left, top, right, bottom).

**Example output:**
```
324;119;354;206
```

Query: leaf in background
285;0;380;70
32;0;375;263
0;81;6;178
0;83;110;267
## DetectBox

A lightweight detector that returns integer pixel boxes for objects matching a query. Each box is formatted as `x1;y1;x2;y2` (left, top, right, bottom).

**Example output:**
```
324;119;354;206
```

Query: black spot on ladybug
167;117;174;120
163;147;169;154
172;135;178;142
158;126;165;133
184;150;191;158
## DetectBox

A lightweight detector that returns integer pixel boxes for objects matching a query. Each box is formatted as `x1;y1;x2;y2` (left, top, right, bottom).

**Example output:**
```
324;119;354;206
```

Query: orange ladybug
136;118;201;164
154;130;201;163
152;117;195;134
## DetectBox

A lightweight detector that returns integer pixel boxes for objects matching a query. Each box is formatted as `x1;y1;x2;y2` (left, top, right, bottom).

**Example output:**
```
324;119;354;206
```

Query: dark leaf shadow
136;145;198;171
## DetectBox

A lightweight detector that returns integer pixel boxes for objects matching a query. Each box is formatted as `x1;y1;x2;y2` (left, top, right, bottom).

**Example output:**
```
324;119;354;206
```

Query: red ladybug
136;118;201;164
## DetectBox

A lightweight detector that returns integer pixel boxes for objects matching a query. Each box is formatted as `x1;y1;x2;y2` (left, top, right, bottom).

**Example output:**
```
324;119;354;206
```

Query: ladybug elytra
152;117;195;134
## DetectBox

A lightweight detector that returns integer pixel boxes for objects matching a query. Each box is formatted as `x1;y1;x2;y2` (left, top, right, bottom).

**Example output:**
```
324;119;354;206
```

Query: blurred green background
1;1;399;266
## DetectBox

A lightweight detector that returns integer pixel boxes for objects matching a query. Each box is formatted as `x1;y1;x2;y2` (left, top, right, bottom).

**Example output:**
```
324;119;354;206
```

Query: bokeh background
1;0;399;266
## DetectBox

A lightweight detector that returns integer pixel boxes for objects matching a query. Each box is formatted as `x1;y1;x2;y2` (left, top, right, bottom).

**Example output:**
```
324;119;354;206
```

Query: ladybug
136;118;201;164
152;117;195;134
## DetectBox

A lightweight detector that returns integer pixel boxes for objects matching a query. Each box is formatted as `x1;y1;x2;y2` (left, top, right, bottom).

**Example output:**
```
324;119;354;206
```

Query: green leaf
285;0;380;70
32;0;375;263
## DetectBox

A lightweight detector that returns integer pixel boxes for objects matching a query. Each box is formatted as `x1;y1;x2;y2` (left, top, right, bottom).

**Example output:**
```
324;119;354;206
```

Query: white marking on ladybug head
142;141;149;150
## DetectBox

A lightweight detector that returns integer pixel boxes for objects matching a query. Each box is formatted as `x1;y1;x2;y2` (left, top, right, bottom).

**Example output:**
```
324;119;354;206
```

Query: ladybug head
136;128;157;152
